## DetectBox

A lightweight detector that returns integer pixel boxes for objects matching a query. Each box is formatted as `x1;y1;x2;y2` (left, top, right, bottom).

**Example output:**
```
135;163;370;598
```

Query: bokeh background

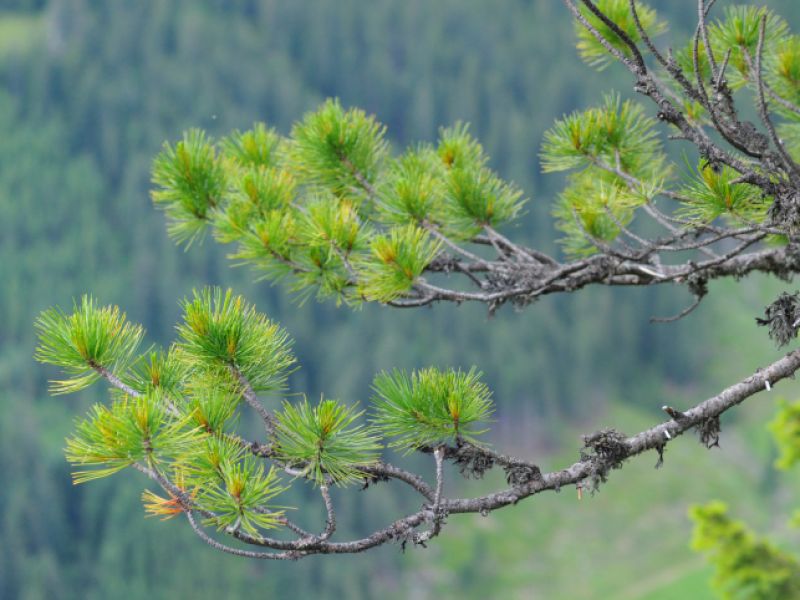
2;1;800;598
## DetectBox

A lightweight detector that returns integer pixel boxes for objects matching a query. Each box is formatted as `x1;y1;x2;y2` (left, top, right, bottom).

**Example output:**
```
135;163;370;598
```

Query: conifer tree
35;1;800;581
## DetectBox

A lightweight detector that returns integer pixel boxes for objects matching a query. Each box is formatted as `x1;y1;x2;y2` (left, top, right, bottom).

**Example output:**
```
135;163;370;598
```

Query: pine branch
230;364;277;438
144;3;800;315
127;347;800;559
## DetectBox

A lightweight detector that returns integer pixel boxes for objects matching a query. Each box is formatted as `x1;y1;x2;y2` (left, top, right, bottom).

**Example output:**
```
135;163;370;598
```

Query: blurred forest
2;1;800;598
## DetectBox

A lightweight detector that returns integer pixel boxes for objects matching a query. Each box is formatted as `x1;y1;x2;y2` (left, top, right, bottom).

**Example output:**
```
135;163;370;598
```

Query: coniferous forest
4;1;800;598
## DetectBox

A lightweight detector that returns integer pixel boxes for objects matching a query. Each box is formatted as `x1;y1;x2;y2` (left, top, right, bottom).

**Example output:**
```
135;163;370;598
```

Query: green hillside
2;2;799;598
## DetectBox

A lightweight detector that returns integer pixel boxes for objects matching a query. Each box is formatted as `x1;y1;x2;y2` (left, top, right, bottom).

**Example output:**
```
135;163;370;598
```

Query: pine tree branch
764;84;800;119
413;242;800;309
445;348;800;515
229;364;278;438
91;363;140;397
186;510;303;560
142;347;800;559
91;362;186;418
753;14;800;182
359;462;436;502
563;0;771;184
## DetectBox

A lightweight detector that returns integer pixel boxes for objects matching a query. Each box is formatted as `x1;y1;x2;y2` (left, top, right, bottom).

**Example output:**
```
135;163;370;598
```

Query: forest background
2;1;800;598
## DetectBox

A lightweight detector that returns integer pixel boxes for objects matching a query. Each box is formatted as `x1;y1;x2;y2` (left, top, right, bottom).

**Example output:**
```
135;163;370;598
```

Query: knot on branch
504;463;543;489
580;429;630;493
431;505;449;527
427;255;461;274
785;243;800;274
400;523;443;552
360;472;390;490
484;268;518;292
769;189;800;233
736;121;770;156
447;444;496;479
687;273;708;299
756;291;800;347
710;87;736;121
484;267;541;313
696;415;721;449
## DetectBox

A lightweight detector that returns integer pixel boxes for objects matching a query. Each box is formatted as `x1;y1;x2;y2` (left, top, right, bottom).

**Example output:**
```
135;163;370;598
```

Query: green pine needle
212;166;296;244
220;122;282;169
436;122;486;171
300;194;369;254
182;435;245;487
674;40;713;85
152;129;228;247
677;162;768;225
357;225;442;303
779;122;800;161
371;367;494;452
552;170;643;257
176;287;296;392
541;93;664;181
195;453;287;534
708;6;788;87
575;0;666;71
274;397;382;486
124;347;187;397
376;145;445;226
228;210;299;279
35;296;144;395
289;98;388;197
66;391;200;484
185;389;241;434
434;123;528;234
769;36;800;120
151;103;530;307
443;166;525;235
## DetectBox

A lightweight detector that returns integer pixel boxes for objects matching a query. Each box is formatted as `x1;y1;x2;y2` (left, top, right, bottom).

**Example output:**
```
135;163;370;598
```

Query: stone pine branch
109;328;800;560
151;1;800;317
